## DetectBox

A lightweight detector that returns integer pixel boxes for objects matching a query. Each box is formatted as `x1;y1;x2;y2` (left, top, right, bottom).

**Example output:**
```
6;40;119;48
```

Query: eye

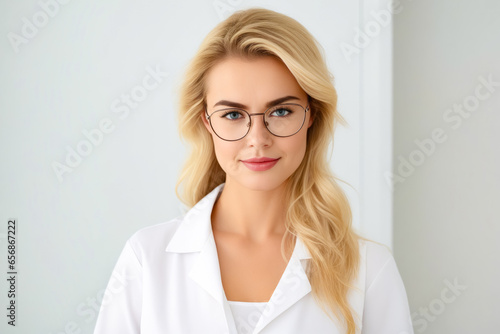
221;110;244;120
270;107;292;117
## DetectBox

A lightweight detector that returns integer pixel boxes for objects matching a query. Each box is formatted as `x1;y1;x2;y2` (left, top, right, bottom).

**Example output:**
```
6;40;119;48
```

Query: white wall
393;0;500;333
0;1;393;333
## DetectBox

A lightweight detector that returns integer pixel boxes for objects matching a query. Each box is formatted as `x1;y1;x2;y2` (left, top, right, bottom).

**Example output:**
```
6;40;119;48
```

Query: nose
246;113;272;146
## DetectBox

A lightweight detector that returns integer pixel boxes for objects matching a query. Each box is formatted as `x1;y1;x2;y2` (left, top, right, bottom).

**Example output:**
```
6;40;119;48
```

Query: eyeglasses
205;103;309;141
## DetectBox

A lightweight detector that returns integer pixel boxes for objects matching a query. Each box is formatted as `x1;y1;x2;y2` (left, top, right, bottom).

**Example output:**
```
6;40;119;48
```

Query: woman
94;8;413;334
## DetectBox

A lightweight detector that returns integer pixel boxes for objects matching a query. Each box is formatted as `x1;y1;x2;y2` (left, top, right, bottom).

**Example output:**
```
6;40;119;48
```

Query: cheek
296;140;308;164
212;138;238;170
291;132;308;158
290;134;309;169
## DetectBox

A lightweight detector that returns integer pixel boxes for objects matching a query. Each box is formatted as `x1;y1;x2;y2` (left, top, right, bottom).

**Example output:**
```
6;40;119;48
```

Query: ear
307;106;314;128
201;109;212;133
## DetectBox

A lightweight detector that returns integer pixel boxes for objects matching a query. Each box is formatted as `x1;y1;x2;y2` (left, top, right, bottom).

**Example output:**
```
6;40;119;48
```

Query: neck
211;179;288;242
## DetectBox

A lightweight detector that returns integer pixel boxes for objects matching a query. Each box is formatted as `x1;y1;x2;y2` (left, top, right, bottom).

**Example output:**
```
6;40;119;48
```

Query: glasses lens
265;104;306;137
208;103;306;141
209;109;250;141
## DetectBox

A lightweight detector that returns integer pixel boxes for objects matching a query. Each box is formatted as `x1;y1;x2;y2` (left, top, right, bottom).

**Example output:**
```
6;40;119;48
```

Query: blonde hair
176;8;360;333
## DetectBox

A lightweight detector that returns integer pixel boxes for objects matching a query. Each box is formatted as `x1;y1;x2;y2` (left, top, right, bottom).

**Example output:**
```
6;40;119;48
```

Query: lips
242;157;279;163
241;157;280;171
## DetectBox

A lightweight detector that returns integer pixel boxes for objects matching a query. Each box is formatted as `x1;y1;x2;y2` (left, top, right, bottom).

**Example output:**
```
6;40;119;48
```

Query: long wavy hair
176;8;360;334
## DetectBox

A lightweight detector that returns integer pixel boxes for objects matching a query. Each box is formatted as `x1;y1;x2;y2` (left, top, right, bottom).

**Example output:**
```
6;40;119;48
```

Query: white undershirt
228;300;268;334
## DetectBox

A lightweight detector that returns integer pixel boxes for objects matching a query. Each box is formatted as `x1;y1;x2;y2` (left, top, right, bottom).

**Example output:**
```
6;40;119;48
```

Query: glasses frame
205;102;310;142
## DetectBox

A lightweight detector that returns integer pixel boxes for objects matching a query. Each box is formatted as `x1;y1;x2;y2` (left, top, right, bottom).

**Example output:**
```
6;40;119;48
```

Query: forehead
205;56;306;107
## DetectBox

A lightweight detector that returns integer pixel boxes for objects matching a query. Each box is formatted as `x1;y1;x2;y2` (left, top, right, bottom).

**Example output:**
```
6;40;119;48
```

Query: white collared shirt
94;183;414;334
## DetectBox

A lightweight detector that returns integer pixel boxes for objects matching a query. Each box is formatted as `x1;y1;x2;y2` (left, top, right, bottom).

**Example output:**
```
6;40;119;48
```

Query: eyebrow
213;95;301;109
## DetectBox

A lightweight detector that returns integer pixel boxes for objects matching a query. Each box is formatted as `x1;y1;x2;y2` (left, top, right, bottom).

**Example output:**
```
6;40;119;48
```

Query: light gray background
0;0;498;333
393;0;500;333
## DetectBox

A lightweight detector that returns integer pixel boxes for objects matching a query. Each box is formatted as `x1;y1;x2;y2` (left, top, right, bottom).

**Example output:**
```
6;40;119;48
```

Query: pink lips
241;157;280;171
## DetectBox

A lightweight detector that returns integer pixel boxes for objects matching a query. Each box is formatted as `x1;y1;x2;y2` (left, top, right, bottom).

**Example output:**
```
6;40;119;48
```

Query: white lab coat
94;183;414;334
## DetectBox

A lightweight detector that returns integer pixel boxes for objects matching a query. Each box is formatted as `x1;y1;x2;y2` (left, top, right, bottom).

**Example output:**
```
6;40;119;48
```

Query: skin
201;56;313;302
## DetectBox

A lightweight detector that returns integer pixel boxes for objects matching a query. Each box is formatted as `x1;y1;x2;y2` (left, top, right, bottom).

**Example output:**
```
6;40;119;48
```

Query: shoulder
362;239;394;266
124;217;184;264
357;241;413;332
359;239;399;291
129;218;184;244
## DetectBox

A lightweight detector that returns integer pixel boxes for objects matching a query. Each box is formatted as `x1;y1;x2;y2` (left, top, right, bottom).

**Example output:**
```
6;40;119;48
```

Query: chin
231;175;290;193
